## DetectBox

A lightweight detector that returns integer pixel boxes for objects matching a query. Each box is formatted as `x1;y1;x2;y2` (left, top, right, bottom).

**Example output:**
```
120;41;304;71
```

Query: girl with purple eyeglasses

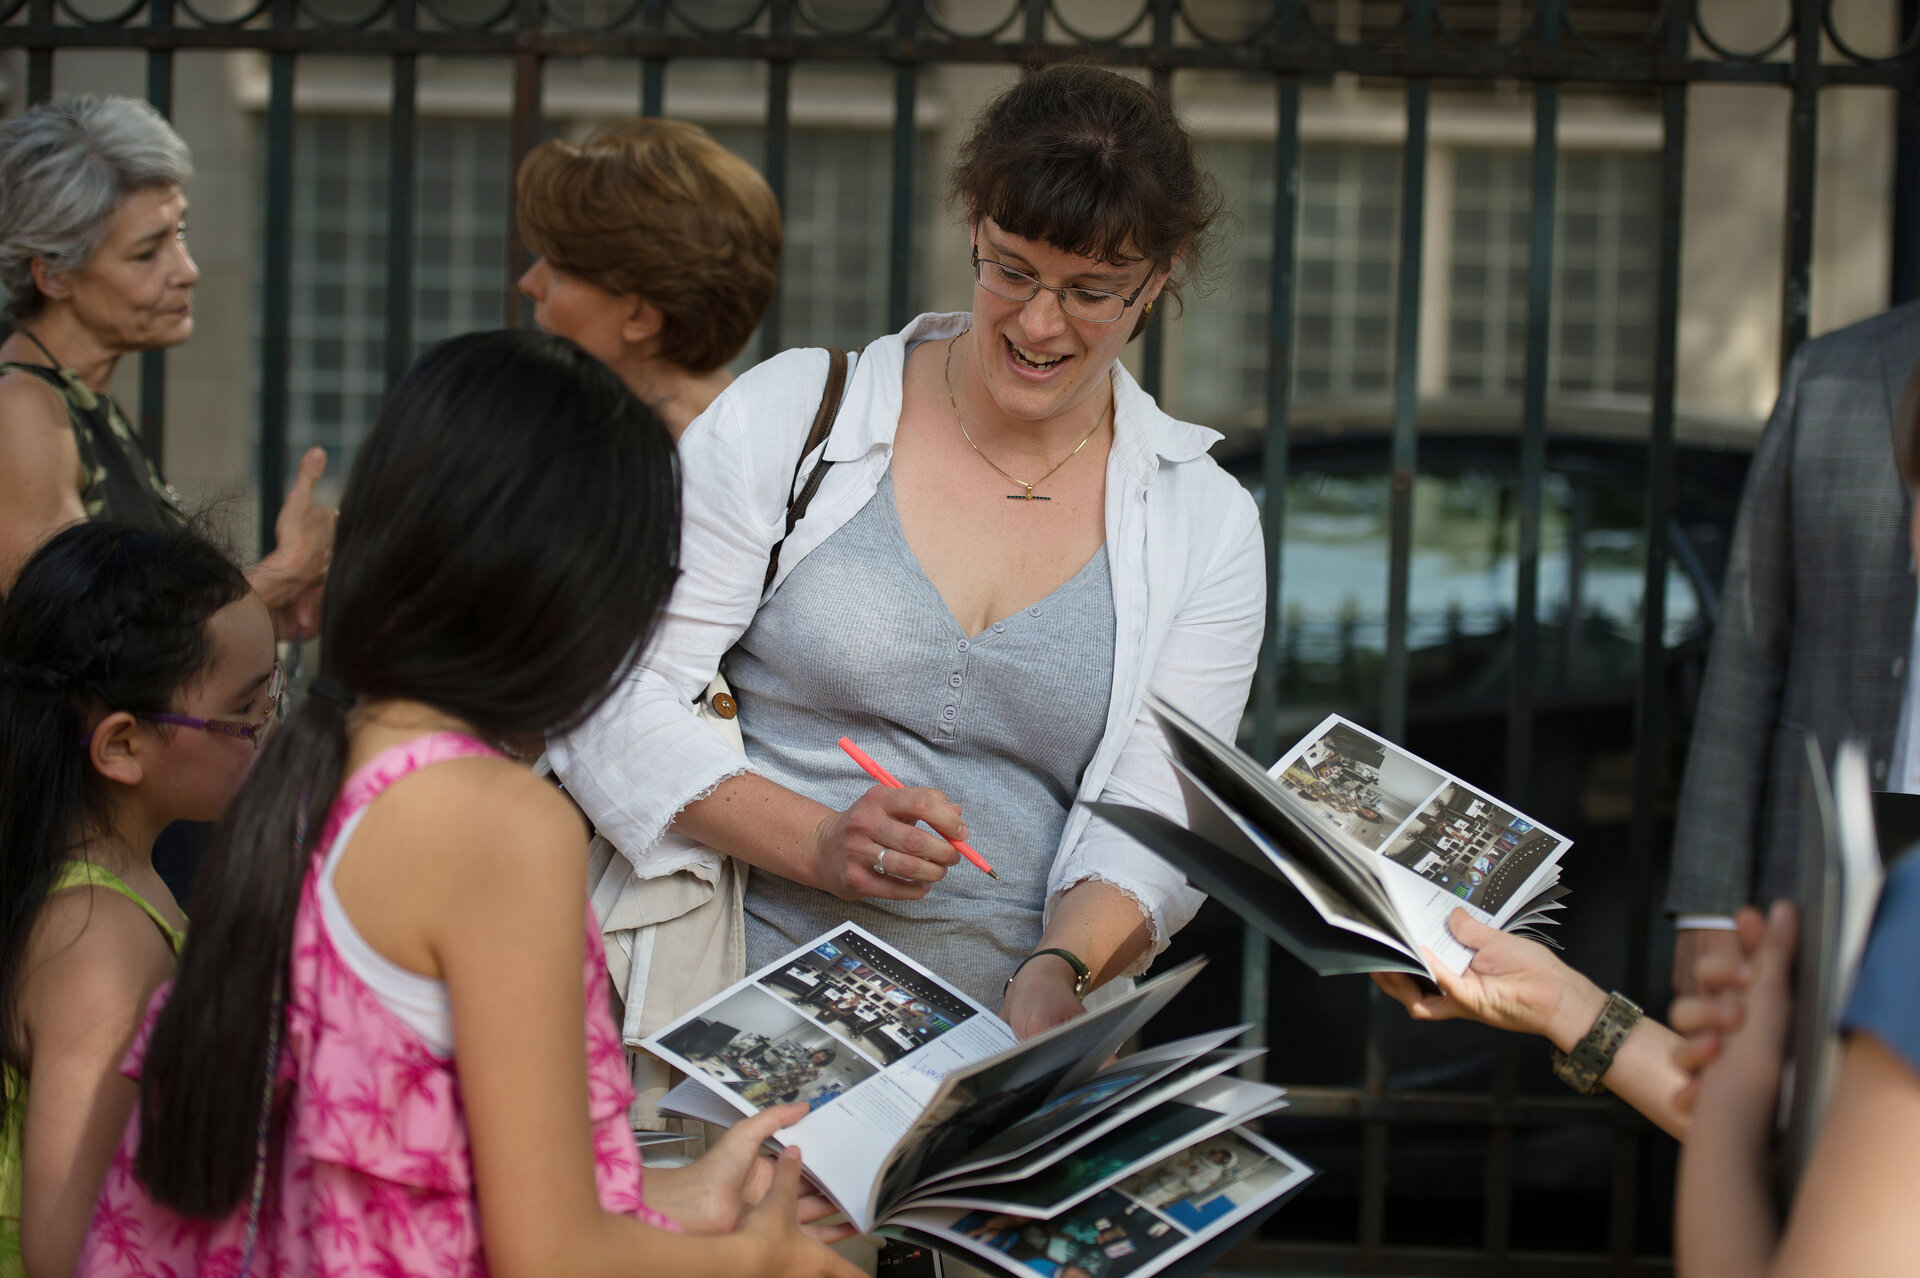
0;520;274;1278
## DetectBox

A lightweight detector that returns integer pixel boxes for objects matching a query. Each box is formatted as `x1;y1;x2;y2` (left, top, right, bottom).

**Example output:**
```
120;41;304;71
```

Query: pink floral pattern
76;733;677;1278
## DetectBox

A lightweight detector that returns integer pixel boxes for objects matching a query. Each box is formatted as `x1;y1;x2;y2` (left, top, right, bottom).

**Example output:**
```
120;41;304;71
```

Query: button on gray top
726;473;1115;1006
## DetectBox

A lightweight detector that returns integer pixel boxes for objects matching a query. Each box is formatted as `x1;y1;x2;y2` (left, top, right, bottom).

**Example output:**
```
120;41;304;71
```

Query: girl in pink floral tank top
79;733;679;1276
79;333;858;1278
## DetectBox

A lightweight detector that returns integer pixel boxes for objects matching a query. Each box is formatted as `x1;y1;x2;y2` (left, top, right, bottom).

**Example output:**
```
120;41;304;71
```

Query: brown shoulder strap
763;347;851;593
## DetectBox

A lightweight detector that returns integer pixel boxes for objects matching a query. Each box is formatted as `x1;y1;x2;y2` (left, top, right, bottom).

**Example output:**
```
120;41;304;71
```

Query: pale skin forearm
1375;912;1691;1139
1675;1057;1779;1278
1033;879;1154;987
1534;975;1689;1140
674;771;835;888
1001;880;1154;1039
672;768;964;903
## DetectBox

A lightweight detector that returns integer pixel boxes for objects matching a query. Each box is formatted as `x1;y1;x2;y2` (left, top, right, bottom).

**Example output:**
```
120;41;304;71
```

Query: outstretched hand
739;1147;868;1278
647;1105;851;1242
1372;908;1607;1052
249;446;336;640
1670;901;1798;1117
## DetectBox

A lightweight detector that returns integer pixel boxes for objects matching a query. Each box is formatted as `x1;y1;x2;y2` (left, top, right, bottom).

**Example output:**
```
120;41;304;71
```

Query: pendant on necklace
1006;491;1052;501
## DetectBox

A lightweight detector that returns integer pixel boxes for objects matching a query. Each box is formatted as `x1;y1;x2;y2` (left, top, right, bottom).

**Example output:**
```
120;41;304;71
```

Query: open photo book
640;922;1315;1276
1089;692;1573;979
1779;736;1888;1195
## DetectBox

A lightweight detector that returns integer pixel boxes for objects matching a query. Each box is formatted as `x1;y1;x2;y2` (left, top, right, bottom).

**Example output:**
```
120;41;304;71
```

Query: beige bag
591;350;852;1128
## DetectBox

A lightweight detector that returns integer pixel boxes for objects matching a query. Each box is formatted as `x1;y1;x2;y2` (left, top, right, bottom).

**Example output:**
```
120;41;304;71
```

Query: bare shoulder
0;368;74;437
20;884;175;1052
0;370;81;488
371;756;588;882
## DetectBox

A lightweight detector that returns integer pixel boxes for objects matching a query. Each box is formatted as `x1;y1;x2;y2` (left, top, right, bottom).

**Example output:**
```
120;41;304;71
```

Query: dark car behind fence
6;1;1916;1272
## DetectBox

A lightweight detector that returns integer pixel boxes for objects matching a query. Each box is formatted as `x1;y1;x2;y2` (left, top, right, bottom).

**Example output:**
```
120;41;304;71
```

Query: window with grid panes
283;116;508;478
708;125;930;360
1447;148;1656;399
1171;141;1401;430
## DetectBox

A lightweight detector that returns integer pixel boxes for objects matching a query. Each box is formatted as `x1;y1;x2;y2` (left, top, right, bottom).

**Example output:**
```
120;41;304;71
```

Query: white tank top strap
317;804;455;1057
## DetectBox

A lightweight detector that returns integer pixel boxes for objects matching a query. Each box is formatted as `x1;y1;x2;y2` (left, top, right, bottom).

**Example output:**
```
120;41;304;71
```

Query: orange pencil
837;736;1000;880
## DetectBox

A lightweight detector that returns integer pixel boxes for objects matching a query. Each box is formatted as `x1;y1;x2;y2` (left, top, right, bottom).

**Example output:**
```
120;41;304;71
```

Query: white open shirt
548;312;1266;972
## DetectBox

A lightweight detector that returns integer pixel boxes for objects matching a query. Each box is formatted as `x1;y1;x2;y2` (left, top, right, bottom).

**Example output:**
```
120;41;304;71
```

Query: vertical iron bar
886;1;918;334
1022;0;1046;49
141;28;174;467
505;0;543;330
259;43;295;555
26;0;52;104
1611;19;1690;1261
1626;5;1689;1079
1359;985;1391;1252
1363;8;1433;1248
1893;0;1919;304
385;33;417;388
1491;0;1562;1263
1562;480;1588;683
640;0;665;117
1781;0;1821;370
1509;0;1558;821
1245;73;1300;1080
1255;57;1301;767
1140;9;1173;401
759;0;793;361
1609;1127;1640;1262
1382;2;1430;746
27;52;52;105
1483;1036;1518;1261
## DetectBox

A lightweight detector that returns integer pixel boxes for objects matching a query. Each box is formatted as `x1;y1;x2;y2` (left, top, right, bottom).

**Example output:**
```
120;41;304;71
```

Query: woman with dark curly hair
552;67;1263;1041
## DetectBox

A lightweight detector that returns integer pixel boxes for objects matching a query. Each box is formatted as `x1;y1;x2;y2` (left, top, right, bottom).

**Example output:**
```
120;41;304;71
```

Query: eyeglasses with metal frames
970;242;1152;323
134;659;286;750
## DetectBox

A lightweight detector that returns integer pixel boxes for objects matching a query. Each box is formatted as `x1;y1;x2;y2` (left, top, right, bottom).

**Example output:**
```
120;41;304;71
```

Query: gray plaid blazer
1667;302;1920;916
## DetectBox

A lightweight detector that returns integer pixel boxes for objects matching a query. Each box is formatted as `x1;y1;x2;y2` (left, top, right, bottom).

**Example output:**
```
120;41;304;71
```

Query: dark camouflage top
0;361;184;530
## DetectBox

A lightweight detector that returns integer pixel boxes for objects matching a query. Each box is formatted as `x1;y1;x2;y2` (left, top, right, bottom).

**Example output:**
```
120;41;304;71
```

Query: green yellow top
0;862;184;1278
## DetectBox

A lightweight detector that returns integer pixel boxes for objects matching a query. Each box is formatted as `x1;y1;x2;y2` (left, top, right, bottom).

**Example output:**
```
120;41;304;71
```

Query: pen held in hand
836;735;1001;880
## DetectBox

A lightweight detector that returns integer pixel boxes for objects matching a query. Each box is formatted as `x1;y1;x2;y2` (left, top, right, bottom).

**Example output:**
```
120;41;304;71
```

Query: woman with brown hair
514;118;782;438
549;66;1265;1039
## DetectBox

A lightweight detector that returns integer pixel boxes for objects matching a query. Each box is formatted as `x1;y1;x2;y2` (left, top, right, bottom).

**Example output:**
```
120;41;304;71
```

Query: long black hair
135;328;682;1215
0;521;249;1130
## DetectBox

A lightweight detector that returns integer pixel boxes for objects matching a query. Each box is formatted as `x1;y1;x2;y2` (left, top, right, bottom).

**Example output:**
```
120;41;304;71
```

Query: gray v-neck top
727;472;1117;1005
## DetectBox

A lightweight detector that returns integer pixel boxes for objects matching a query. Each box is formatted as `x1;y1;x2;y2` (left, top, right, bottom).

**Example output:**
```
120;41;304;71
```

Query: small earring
1144;300;1155;317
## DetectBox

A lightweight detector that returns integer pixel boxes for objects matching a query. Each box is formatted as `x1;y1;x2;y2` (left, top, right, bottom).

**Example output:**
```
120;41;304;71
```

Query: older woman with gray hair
0;94;332;629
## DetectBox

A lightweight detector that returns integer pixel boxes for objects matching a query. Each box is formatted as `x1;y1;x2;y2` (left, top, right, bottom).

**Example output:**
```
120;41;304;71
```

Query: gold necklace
944;331;1106;502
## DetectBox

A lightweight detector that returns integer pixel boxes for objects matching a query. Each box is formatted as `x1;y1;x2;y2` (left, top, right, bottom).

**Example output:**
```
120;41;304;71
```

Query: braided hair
0;521;248;1131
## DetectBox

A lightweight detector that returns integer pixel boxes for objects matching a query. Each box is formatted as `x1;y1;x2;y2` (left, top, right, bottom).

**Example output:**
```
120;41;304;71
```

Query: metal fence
5;0;1918;1272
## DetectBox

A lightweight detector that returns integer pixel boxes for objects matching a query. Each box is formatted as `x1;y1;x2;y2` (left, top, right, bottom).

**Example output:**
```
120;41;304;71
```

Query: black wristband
1004;948;1092;1000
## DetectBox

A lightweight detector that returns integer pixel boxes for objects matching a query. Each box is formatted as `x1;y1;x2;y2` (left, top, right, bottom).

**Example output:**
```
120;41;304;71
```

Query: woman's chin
139;316;195;349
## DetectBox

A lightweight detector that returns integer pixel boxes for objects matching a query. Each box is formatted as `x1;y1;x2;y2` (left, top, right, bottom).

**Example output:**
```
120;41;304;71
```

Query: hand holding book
642;1103;855;1241
641;922;1316;1276
1370;907;1607;1050
1093;694;1573;981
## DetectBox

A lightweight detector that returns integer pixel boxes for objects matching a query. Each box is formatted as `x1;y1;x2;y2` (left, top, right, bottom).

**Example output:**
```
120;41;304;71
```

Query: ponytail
135;689;349;1213
132;329;682;1215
